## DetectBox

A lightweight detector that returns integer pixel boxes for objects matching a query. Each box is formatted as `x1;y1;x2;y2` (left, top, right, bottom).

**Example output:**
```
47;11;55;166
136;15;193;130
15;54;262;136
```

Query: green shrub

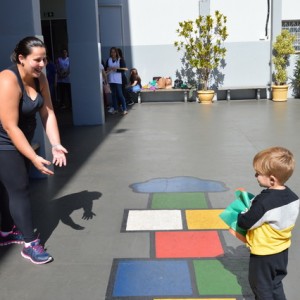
174;11;228;91
273;30;296;85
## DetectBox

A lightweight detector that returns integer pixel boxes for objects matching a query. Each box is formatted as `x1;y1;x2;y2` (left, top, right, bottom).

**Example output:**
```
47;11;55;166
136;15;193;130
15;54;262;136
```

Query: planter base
272;85;288;102
197;90;215;104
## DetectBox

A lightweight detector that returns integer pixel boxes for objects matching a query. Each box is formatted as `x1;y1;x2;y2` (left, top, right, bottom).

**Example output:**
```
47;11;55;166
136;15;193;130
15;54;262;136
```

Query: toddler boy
238;146;299;300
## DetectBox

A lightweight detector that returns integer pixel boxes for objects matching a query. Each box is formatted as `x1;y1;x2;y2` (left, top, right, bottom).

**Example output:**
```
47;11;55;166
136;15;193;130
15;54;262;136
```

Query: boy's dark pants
249;249;288;300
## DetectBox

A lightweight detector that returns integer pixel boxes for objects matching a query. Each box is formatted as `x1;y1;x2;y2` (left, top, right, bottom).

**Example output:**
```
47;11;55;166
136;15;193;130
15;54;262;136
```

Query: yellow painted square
186;209;229;230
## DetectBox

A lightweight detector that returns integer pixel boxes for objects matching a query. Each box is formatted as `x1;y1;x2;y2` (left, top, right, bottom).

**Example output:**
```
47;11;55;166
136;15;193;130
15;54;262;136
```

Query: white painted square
126;210;183;231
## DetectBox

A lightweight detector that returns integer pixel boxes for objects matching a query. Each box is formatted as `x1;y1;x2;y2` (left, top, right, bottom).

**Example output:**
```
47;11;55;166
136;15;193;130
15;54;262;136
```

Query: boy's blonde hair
253;146;295;184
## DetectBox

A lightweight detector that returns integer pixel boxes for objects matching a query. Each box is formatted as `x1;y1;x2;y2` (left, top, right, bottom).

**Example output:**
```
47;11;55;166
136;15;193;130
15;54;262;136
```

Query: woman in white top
105;47;128;115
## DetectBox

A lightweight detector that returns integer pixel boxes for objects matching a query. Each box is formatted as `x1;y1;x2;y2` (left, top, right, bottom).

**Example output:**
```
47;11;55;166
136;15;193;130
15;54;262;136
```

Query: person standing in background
56;49;72;110
105;47;128;115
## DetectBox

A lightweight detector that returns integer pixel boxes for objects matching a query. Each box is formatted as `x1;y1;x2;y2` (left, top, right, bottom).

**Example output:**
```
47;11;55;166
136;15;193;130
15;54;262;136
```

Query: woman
0;36;68;264
105;47;128;115
128;68;142;91
126;68;142;105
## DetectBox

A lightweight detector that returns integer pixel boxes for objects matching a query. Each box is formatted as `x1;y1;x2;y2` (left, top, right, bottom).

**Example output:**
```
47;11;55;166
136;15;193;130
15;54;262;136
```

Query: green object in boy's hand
219;188;255;241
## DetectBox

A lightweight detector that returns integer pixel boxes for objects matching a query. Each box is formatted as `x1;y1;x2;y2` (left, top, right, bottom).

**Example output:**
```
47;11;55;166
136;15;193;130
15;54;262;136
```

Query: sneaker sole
0;240;24;246
21;251;53;265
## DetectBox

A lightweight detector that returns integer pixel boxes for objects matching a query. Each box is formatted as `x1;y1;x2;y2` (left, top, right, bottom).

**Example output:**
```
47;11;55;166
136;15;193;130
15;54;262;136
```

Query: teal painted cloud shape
130;176;229;193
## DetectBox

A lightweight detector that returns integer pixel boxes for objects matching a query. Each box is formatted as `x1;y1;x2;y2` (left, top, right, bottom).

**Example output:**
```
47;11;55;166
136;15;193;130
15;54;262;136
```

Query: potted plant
272;29;296;102
174;11;228;103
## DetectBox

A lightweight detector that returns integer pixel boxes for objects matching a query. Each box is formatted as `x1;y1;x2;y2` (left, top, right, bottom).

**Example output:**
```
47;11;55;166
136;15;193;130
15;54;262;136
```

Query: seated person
126;68;142;105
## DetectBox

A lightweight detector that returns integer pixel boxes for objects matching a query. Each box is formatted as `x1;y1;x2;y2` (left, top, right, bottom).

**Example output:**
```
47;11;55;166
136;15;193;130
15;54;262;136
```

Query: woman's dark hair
117;48;123;59
11;36;45;64
130;68;138;75
109;47;119;59
130;68;141;86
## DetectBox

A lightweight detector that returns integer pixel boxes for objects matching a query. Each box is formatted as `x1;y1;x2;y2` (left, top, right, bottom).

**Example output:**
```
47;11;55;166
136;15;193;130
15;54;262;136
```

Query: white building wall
282;0;299;19
212;0;270;42
121;0;200;86
98;0;201;88
39;0;300;99
126;0;199;46
122;0;273;93
209;0;272;94
122;0;275;93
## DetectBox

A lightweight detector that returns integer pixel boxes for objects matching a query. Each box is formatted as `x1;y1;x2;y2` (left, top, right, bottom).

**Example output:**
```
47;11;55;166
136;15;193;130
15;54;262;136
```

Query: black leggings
0;150;35;242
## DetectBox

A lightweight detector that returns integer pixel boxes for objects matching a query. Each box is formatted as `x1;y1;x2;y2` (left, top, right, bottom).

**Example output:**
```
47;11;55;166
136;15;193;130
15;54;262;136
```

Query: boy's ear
270;175;279;185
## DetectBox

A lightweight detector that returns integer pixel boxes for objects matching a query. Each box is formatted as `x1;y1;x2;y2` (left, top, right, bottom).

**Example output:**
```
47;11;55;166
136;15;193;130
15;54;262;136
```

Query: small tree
292;55;300;97
272;30;296;85
174;11;228;91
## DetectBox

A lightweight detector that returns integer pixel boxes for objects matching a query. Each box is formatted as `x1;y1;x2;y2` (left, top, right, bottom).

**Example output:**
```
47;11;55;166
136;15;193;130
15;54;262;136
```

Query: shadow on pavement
218;245;254;299
0;109;123;260
33;190;102;244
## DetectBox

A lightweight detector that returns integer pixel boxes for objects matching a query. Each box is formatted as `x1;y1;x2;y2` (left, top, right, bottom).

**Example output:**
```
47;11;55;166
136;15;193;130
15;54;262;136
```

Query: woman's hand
32;155;54;175
52;144;68;167
107;67;117;72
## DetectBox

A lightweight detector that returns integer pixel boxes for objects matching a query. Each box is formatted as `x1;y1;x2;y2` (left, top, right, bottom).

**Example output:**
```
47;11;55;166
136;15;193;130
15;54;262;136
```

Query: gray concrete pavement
1;99;300;300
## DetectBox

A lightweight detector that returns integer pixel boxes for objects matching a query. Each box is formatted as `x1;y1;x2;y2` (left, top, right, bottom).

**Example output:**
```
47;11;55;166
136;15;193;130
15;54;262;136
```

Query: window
282;20;300;52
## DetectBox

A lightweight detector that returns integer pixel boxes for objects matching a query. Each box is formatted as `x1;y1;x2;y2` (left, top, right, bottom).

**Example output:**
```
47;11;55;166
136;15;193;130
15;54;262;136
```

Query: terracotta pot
272;85;288;102
197;90;214;104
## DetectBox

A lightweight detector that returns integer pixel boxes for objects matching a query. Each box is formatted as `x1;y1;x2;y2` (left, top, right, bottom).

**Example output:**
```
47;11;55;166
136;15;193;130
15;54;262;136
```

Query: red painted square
155;231;224;258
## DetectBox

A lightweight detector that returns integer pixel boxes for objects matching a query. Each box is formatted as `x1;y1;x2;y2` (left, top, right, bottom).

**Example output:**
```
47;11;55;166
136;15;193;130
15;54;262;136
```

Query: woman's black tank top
0;64;44;150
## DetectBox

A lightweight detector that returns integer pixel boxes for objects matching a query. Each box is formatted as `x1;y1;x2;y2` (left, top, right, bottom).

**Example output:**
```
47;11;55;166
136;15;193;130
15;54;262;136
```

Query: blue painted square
113;259;193;297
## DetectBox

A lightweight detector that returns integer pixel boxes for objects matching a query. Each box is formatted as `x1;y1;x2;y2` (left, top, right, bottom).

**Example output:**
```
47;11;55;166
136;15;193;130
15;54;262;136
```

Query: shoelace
32;243;45;254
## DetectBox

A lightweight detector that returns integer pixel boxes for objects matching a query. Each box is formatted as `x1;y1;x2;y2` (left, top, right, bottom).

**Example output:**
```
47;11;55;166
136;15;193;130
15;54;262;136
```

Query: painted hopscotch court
106;176;253;299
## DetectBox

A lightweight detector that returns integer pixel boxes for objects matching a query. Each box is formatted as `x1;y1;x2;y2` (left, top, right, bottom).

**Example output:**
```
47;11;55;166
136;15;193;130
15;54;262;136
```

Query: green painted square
151;193;208;209
193;259;242;296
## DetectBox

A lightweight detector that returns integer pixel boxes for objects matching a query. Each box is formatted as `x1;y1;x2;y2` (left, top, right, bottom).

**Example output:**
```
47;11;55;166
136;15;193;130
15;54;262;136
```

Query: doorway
41;19;68;62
